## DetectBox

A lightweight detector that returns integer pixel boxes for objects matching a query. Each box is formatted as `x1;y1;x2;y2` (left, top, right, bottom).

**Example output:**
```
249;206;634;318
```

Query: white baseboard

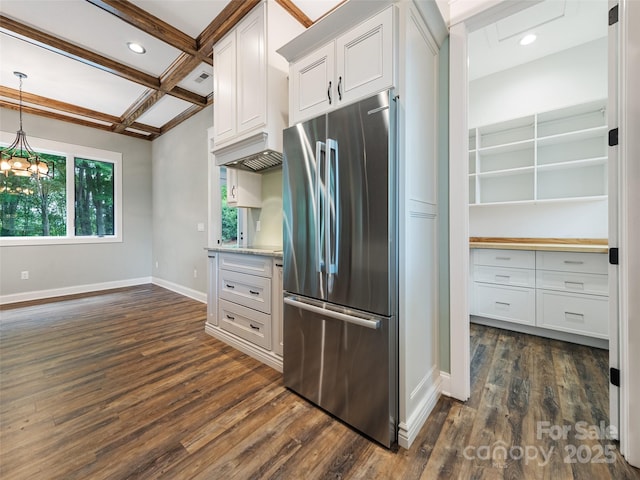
151;277;206;304
398;374;442;449
439;371;451;397
0;277;152;305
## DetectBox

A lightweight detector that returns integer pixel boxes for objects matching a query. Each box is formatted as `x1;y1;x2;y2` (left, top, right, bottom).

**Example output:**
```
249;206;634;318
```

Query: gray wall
438;37;450;374
0;108;153;297
151;106;211;296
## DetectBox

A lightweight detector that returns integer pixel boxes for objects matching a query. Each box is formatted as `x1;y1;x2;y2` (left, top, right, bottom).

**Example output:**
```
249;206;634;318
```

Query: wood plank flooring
1;285;638;479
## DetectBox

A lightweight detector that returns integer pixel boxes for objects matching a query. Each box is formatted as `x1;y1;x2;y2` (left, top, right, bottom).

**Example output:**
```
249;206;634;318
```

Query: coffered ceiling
0;0;343;141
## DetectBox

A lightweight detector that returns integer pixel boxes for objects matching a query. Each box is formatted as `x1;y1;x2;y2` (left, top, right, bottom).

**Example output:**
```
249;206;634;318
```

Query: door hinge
609;5;619;25
609;128;619;147
610;367;620;387
609;247;619;265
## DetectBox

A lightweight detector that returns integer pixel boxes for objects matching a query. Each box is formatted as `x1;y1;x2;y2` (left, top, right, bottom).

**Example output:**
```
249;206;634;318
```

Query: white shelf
468;100;607;206
470;195;608;207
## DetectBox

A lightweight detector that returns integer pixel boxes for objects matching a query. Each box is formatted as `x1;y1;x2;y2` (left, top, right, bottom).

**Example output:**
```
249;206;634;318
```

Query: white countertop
206;245;283;258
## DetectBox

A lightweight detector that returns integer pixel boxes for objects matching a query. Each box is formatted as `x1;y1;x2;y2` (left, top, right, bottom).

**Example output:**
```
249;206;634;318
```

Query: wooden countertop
469;237;609;253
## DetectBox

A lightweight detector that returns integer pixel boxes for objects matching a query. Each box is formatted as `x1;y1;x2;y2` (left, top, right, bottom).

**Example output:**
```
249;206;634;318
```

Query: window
218;166;246;246
0;133;122;245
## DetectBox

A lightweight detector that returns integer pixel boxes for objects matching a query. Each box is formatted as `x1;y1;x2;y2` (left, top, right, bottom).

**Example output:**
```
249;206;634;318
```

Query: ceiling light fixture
0;72;53;179
127;42;146;54
519;33;537;46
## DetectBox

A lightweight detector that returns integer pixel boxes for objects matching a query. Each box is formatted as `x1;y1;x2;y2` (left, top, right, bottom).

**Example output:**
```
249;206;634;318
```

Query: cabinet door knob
327;81;332;104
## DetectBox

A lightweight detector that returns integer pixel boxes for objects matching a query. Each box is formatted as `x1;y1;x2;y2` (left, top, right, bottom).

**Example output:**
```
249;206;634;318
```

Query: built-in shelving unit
468;100;607;205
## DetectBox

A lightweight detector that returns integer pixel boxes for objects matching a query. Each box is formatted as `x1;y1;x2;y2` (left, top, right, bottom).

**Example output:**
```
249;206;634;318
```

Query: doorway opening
464;0;616;464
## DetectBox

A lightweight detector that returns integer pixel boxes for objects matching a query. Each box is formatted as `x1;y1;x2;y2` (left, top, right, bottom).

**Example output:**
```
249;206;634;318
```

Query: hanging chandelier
0;72;53;179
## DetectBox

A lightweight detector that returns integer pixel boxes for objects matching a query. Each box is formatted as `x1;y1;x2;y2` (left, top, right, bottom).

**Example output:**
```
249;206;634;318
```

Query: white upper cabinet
288;6;395;125
213;33;237;144
212;1;303;154
236;8;266;136
290;43;335;124
335;8;394;106
226;168;262;209
213;4;264;147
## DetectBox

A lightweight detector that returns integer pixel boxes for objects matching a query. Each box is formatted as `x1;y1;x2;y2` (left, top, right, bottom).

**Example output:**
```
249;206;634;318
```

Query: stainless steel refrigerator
282;90;397;447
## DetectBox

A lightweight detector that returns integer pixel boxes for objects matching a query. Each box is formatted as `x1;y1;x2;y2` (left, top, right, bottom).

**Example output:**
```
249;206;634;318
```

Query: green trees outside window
221;183;238;245
0;153;66;237
0;151;117;240
74;158;114;236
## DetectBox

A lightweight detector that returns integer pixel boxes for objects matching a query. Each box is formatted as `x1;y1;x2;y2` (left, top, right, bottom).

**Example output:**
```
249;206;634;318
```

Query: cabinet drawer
474;283;535;326
473;249;535;269
536;290;608;339
474;265;535;287
219;299;272;349
536;251;608;274
536;271;608;296
219;270;271;314
219;253;272;277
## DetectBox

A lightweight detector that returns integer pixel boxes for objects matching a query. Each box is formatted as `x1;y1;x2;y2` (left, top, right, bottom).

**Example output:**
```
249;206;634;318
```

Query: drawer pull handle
564;260;584;265
495;301;510;307
564;281;584;289
249;323;260;330
249;290;260;295
275;263;283;267
226;314;235;320
496;256;511;261
226;284;235;289
565;312;585;322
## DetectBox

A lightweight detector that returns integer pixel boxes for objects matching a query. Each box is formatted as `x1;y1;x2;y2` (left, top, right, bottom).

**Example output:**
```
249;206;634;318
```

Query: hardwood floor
1;285;638;479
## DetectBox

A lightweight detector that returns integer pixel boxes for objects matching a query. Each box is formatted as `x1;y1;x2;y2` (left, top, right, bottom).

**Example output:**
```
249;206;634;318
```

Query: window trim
0;132;123;246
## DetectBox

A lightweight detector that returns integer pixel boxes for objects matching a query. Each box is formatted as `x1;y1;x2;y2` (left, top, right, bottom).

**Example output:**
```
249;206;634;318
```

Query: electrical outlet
155;261;159;268
197;222;205;232
256;220;261;232
193;269;198;278
21;271;29;280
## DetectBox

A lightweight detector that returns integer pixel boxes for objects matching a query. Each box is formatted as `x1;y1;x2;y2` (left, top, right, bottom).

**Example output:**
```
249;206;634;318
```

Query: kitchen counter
206;245;283;258
469;237;609;253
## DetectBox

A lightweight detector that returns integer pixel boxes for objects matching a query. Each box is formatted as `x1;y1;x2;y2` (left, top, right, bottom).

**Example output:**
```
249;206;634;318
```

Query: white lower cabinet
206;251;283;371
219;299;272;349
471;248;609;344
536;290;608;338
474;284;536;326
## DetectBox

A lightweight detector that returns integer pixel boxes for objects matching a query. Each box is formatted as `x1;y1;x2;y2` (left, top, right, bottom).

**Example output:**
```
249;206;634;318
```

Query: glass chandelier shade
0;72;53;179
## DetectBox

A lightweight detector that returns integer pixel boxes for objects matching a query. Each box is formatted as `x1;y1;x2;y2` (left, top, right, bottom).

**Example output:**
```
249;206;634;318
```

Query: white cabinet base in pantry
470;315;608;350
470;248;609;348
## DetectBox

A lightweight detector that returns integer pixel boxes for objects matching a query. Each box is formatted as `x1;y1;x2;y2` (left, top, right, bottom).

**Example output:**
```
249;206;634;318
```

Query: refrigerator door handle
284;296;381;330
327;138;339;275
315;140;326;273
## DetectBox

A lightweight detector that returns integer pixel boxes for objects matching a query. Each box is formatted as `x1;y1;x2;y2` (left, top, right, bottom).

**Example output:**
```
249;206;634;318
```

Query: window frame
0;132;123;246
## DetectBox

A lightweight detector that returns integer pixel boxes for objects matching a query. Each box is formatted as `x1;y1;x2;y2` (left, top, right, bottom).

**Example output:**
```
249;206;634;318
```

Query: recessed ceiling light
127;42;146;54
519;34;537;46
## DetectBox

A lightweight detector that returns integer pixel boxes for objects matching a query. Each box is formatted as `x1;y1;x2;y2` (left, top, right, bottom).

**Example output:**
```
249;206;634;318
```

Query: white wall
469;38;607;128
248;168;283;247
469;38;608;238
0;108;153;302
151;106;211;300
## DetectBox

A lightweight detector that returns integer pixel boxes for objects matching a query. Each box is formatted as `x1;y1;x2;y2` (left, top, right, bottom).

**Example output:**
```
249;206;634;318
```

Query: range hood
212;132;283;173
